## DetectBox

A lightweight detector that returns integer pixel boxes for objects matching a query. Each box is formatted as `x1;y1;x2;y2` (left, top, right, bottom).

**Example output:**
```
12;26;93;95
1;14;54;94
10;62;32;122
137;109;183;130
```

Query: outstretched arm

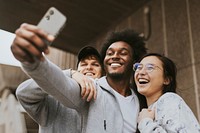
16;79;58;126
16;69;97;126
11;23;87;109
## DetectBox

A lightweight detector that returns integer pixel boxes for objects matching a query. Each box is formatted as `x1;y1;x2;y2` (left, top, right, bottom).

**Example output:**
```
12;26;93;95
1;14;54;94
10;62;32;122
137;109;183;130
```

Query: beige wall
95;0;200;121
46;47;77;70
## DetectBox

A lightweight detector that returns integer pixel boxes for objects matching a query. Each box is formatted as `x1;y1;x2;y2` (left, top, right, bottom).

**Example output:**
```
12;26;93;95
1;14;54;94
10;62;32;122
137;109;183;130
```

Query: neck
107;76;131;97
146;92;162;107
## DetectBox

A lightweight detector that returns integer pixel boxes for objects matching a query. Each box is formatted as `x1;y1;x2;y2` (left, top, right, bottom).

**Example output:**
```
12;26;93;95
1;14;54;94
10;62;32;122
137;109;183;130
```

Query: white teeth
85;72;94;76
111;63;121;67
139;79;148;82
138;79;149;84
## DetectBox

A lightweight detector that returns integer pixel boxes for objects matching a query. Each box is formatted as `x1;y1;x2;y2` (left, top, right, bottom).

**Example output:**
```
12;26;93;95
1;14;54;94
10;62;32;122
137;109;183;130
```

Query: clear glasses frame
133;63;162;73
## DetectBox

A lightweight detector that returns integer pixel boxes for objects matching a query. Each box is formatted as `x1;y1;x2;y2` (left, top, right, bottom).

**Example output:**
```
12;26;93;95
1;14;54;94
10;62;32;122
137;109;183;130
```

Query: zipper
103;91;107;131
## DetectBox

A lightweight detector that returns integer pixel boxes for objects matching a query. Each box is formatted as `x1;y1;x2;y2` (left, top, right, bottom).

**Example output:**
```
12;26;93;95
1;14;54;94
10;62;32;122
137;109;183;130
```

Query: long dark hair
134;53;177;133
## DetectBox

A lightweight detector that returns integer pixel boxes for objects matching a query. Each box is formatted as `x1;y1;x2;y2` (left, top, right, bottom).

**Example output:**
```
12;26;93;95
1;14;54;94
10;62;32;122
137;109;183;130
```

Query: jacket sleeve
138;118;167;133
16;79;58;126
138;93;200;133
21;58;84;111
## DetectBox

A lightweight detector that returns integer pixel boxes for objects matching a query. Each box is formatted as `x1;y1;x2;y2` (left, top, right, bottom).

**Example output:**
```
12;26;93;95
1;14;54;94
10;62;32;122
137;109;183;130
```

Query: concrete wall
95;0;200;120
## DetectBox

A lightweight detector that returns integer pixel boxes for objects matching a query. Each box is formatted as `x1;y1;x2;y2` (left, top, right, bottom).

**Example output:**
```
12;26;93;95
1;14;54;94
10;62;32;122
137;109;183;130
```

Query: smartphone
37;7;67;45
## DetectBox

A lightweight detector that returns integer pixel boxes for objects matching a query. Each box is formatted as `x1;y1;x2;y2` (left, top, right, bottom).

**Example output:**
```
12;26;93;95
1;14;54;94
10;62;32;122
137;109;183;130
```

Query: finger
16;25;48;55
80;82;87;97
141;108;148;111
21;23;55;42
82;83;90;100
86;83;95;101
91;82;97;100
148;109;152;112
11;41;34;63
12;34;44;61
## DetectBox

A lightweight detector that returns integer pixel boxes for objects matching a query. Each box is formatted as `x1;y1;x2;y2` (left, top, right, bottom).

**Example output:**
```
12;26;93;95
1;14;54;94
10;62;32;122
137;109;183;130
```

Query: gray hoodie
16;78;82;133
17;58;139;133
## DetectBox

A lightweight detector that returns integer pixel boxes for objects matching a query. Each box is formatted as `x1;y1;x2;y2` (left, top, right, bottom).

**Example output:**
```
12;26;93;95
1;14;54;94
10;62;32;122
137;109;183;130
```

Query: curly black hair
100;29;147;63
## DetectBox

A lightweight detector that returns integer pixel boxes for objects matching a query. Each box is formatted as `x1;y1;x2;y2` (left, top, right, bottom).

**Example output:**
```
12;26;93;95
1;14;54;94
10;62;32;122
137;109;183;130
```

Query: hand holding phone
37;7;67;45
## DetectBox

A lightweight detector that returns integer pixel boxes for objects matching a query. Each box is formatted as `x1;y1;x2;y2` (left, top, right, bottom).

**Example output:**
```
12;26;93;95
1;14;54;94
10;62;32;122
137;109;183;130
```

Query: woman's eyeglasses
133;63;162;73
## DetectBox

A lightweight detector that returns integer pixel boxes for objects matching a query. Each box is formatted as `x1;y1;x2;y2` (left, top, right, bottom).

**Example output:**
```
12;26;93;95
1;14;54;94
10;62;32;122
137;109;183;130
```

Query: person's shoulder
160;92;182;100
157;92;183;105
96;76;113;91
161;92;179;97
93;76;104;89
95;76;106;84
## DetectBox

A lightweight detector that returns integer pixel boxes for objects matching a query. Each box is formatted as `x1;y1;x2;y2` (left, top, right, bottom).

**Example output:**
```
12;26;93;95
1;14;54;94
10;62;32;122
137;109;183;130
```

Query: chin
108;72;123;79
137;88;146;95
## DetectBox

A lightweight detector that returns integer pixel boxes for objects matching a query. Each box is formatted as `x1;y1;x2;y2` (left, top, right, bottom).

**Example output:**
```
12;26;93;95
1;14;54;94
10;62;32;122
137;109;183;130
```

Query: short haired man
77;46;103;78
11;23;147;133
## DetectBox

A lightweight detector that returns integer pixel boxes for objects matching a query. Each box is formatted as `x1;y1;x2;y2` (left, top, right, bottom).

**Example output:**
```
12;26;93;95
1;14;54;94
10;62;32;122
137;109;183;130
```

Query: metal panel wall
95;0;200;121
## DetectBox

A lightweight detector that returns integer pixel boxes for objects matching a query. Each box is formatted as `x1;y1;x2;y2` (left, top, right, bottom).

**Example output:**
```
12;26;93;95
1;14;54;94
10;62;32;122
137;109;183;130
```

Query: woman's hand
138;108;155;123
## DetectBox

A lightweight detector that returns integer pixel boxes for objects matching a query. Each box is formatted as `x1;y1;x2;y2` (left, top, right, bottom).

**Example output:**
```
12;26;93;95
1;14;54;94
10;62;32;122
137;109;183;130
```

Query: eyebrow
80;60;100;63
107;47;130;52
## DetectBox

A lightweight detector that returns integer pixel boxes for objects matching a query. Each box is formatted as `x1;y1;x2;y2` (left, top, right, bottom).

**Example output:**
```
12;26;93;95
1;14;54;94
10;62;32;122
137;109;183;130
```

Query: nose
111;52;120;60
137;67;147;75
86;64;92;70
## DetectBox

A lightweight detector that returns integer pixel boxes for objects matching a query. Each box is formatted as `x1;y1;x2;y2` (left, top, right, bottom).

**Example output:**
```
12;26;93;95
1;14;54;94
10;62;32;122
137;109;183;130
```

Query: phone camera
49;10;54;15
46;15;50;20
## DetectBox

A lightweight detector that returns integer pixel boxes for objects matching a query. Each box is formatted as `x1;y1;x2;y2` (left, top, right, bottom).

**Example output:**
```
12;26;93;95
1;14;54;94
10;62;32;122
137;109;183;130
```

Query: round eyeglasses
133;63;162;73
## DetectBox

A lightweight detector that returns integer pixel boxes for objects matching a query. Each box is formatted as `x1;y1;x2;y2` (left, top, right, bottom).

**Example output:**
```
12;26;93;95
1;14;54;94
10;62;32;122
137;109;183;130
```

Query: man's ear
164;77;170;85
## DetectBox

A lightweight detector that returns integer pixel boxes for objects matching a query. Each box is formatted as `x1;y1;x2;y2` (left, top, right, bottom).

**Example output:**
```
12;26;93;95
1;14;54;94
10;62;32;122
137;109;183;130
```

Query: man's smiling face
104;41;133;78
77;55;102;78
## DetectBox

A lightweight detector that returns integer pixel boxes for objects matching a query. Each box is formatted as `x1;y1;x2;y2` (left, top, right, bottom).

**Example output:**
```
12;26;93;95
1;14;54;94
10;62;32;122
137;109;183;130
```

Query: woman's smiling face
134;56;169;98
